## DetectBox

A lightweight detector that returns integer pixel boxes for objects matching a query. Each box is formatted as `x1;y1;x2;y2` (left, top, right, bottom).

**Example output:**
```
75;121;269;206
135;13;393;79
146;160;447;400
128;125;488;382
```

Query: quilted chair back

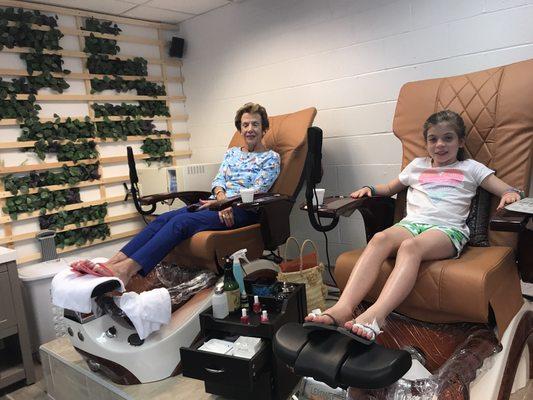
228;107;317;198
392;59;533;248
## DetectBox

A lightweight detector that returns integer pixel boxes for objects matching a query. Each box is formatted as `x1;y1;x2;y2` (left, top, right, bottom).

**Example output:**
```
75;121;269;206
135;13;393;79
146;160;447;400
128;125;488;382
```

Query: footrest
273;322;412;389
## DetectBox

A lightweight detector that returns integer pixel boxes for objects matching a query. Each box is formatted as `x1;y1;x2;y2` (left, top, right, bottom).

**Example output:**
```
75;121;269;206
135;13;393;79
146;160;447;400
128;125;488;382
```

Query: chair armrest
300;196;396;241
489;208;531;232
208;193;293;211
235;193;294;209
140;191;211;206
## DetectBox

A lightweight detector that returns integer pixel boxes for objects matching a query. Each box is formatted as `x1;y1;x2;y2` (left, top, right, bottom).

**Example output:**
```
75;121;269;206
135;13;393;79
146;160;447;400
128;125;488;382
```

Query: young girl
306;110;523;341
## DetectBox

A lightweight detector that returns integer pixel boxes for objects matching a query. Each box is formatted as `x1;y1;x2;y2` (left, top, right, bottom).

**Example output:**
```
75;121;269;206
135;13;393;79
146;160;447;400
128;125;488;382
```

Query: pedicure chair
63;107;320;384
274;59;533;399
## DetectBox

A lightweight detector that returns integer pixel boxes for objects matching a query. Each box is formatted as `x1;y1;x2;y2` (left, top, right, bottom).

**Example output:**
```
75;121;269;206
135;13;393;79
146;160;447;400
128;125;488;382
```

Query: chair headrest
229;107;317;197
393;58;533;247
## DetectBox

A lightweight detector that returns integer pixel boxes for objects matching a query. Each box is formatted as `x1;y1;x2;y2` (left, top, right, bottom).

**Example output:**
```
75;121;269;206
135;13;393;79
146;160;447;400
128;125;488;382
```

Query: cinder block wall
180;0;533;263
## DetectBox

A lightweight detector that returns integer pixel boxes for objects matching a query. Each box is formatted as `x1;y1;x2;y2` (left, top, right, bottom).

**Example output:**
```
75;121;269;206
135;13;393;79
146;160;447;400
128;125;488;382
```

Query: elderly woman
73;103;280;285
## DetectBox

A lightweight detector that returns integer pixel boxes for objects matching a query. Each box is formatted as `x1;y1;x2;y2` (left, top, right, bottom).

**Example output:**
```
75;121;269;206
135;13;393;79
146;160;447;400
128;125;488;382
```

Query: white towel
51;268;124;314
117;288;171;340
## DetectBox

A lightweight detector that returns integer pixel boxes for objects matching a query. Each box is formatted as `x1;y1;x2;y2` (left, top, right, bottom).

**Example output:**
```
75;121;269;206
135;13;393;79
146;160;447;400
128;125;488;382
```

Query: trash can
18;258;70;352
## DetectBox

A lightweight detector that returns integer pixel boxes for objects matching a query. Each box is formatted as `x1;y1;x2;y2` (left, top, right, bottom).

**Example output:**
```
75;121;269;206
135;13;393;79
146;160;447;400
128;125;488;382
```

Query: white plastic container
212;286;229;319
17;258;70;352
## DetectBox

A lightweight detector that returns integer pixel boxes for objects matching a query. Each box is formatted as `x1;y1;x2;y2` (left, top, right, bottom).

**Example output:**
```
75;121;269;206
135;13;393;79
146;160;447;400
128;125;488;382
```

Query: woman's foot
106;251;129;266
304;304;354;326
102;258;141;286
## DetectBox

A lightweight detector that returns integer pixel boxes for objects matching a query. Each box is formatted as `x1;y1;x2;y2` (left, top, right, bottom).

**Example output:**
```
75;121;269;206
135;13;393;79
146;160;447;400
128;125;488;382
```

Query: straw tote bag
277;237;327;313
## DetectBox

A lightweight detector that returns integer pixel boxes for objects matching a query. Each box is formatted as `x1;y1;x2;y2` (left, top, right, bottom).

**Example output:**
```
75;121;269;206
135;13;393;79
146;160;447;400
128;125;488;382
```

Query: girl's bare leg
347;229;455;339
305;226;413;325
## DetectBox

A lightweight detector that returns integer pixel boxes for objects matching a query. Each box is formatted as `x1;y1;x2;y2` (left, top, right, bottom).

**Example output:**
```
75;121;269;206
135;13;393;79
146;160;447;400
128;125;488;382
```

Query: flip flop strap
320;312;340;326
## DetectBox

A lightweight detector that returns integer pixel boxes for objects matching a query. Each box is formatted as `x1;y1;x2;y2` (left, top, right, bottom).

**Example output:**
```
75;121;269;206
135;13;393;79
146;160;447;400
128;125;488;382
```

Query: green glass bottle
223;257;240;313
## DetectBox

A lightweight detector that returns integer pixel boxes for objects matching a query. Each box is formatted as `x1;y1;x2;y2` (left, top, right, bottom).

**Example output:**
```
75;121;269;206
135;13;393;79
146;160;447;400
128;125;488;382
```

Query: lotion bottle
212;286;229;319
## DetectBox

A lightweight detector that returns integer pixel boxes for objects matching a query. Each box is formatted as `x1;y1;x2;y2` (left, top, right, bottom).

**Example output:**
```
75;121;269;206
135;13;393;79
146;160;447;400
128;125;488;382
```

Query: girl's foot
344;310;384;341
304;304;354;326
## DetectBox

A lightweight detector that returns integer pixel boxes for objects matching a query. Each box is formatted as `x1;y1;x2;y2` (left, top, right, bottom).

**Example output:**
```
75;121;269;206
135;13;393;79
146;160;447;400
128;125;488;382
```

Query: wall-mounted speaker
169;37;184;58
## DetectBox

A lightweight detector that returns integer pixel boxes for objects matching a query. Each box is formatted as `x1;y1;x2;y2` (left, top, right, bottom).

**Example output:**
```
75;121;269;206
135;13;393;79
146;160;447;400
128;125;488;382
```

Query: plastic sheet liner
155;263;218;310
98;263;218;320
345;329;501;400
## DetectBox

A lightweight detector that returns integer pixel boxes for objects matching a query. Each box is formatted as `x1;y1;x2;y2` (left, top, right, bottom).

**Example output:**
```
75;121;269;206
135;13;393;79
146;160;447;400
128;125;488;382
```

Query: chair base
352;302;533;399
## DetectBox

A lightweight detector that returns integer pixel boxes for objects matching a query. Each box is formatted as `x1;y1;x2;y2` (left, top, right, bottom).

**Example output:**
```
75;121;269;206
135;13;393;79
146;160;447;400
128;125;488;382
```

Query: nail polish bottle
260;310;269;323
240;308;250;324
252;295;261;314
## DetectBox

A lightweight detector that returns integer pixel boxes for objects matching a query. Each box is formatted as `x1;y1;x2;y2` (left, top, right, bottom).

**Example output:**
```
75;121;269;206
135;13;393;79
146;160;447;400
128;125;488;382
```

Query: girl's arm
350;177;407;198
480;174;523;209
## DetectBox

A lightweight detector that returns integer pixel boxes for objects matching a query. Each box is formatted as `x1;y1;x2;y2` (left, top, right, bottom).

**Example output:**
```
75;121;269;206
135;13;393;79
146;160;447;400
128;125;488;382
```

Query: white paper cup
312;188;325;206
240;188;255;203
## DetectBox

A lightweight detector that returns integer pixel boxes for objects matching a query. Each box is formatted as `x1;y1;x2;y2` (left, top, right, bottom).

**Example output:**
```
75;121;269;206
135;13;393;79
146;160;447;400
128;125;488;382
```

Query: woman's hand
350;187;372;199
218;207;234;227
497;191;522;210
197;199;218;210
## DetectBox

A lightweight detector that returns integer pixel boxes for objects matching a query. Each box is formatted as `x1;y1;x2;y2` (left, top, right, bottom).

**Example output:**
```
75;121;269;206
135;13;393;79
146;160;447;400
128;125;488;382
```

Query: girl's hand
497;191;521;210
350;187;372;199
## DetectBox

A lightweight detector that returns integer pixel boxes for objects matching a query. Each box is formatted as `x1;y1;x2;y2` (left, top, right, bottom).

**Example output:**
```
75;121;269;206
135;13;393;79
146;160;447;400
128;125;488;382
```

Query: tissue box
232;336;263;359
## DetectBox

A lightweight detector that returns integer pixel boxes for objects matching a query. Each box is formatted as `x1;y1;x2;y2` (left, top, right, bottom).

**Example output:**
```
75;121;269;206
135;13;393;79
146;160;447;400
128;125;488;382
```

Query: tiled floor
1;343;532;400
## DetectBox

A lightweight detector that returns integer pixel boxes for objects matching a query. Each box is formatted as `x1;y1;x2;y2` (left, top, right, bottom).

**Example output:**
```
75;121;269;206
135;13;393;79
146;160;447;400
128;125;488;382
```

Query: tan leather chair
335;60;533;376
149;107;318;271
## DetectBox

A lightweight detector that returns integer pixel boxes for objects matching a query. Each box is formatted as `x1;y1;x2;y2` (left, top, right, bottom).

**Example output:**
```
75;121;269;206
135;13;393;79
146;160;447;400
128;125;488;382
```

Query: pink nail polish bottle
260;310;269;323
240;308;250;324
252;295;261;314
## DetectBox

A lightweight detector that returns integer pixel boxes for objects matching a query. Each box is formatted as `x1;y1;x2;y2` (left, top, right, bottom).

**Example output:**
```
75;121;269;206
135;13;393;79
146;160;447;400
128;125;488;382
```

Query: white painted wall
180;0;533;264
0;10;183;264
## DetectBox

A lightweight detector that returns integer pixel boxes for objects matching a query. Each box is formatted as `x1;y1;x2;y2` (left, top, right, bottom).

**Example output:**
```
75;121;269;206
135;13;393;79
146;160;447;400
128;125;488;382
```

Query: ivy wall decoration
40;203;107;230
0;7;58;27
90;76;165;96
3;163;101;195
3;187;81;220
92;101;170;117
19;115;95;141
24;140;99;161
83;17;121;35
87;54;147;76
0;7;185;262
141;138;173;164
55;223;110;249
84;33;119;55
0;8;63;52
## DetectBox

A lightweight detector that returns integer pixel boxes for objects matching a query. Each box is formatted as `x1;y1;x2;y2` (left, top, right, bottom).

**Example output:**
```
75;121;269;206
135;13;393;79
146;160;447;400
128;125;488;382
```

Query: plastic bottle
212;285;229;319
252;295;261;314
223;257;240;313
229;248;249;292
240;308;250;324
240;290;249;311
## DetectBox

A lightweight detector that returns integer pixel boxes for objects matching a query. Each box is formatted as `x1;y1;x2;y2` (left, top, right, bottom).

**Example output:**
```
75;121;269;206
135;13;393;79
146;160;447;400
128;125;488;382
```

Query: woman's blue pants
121;206;258;275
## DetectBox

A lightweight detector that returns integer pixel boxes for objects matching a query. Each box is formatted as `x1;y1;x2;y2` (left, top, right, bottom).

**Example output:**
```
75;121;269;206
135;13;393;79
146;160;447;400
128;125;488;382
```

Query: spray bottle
229;248;250;293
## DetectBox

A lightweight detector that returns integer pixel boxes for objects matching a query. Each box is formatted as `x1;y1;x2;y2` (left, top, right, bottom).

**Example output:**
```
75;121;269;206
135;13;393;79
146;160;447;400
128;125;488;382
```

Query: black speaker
169;37;184;58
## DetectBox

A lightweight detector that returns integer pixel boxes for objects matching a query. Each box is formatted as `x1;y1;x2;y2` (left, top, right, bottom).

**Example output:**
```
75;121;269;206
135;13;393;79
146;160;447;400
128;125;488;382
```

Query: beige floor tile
510;380;533;400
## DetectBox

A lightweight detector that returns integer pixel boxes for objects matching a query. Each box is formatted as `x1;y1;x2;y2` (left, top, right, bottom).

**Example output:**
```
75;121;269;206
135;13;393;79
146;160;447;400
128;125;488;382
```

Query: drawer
180;335;270;391
0;271;16;331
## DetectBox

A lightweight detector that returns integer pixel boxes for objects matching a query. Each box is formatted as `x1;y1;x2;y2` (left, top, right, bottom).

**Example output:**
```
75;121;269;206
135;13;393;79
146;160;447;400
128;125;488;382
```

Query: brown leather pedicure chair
273;59;533;399
63;107;318;384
